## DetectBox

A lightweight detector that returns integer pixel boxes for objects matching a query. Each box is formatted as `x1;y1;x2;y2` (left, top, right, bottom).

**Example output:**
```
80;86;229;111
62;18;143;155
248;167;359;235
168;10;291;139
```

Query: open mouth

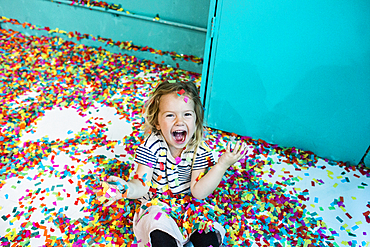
172;130;187;143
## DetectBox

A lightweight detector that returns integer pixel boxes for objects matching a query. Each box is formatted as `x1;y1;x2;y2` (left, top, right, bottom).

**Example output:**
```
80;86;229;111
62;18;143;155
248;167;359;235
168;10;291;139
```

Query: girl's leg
190;230;220;247
150;229;178;247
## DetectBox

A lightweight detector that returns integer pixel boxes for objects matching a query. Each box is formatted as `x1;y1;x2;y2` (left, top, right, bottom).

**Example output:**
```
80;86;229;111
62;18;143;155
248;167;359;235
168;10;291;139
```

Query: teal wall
202;0;370;165
0;0;210;73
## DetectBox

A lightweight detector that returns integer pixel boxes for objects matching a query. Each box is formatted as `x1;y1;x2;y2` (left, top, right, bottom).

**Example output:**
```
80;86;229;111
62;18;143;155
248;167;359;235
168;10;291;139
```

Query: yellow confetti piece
162;185;169;192
327;170;334;179
333;183;338;188
304;240;311;247
202;141;211;152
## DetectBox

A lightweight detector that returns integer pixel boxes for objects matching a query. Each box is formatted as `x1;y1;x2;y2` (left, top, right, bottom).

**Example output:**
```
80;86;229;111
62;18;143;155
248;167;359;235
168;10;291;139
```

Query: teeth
173;130;185;134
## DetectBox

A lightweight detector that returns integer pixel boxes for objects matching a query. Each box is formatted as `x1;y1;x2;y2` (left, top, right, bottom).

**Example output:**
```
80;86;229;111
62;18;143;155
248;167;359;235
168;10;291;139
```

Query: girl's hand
217;141;248;170
94;176;129;207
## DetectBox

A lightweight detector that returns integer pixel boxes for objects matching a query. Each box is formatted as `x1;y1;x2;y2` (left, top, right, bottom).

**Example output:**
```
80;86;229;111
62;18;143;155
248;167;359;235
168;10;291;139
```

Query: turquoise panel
202;0;370;165
0;0;210;73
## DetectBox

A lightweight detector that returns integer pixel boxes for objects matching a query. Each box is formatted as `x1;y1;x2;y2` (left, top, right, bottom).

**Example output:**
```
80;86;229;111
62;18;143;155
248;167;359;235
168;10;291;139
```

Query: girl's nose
175;116;185;125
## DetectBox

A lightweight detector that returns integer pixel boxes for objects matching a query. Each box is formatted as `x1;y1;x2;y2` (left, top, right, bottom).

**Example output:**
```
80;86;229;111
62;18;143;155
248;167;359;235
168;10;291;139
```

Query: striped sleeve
192;143;215;170
134;145;157;168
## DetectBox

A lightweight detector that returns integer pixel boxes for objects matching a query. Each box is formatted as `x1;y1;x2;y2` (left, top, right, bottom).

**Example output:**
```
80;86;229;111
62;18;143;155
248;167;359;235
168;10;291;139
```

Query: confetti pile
56;0;158;20
0;16;203;65
1;24;369;247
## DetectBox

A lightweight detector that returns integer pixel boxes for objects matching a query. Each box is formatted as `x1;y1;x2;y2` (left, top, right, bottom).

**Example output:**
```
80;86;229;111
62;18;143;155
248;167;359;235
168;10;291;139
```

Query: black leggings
150;229;220;247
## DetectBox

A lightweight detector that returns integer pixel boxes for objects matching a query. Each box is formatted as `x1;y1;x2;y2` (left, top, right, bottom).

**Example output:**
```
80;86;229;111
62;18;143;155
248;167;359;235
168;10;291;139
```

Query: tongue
174;132;184;142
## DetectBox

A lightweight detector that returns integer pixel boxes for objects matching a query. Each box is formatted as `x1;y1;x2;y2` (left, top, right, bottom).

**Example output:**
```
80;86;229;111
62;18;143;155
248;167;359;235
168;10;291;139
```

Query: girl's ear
155;122;161;130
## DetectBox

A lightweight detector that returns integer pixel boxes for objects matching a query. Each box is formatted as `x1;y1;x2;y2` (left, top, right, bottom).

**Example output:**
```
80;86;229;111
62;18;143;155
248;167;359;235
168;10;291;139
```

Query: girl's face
156;92;196;158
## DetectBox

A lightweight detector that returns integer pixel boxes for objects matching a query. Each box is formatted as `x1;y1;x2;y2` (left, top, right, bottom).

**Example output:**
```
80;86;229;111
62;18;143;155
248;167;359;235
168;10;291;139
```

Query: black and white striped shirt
134;133;214;200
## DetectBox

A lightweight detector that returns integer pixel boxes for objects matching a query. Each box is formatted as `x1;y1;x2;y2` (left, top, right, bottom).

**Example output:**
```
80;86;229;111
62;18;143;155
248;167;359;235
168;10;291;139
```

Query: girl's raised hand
94;176;129;207
217;141;248;170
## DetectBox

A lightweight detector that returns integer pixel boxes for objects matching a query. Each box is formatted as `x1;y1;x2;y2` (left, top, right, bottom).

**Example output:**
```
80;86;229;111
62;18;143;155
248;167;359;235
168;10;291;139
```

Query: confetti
0;22;369;247
177;89;185;96
175;156;182;164
154;212;162;220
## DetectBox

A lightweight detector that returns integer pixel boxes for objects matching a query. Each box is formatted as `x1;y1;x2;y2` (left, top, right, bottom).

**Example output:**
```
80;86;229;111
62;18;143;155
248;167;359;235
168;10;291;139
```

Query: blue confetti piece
336;216;343;223
351;225;359;231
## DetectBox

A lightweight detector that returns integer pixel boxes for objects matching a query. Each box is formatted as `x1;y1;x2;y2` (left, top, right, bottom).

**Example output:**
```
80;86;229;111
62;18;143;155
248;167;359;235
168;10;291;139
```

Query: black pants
150;229;220;247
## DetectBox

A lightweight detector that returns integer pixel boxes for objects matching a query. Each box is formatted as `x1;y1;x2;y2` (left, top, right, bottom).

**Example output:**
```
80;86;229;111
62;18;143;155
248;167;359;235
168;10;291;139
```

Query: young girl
98;80;247;247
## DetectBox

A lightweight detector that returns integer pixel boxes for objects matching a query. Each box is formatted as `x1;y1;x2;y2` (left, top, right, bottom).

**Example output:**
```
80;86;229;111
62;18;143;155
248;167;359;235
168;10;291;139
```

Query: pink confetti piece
154;212;162;220
175;156;181;164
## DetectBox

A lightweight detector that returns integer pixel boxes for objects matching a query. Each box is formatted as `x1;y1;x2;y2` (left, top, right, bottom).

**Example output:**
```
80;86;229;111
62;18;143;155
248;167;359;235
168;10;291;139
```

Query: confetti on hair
177;89;185;96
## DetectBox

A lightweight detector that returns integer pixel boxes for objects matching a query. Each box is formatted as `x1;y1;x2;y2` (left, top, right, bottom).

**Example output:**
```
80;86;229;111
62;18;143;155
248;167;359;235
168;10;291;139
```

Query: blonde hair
143;80;204;151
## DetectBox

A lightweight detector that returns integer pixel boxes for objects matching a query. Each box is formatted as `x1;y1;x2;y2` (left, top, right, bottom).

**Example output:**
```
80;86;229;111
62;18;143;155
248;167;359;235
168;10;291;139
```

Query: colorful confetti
0;25;369;247
0;16;203;64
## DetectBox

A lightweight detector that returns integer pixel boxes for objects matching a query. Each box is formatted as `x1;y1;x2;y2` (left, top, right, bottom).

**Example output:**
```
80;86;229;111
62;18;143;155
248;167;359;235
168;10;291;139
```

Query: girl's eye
166;114;174;118
185;112;193;117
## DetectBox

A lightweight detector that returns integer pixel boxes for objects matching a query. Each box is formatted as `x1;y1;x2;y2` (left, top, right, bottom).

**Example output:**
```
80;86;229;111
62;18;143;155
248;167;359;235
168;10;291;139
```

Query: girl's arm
96;163;153;206
125;163;154;199
190;141;247;200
